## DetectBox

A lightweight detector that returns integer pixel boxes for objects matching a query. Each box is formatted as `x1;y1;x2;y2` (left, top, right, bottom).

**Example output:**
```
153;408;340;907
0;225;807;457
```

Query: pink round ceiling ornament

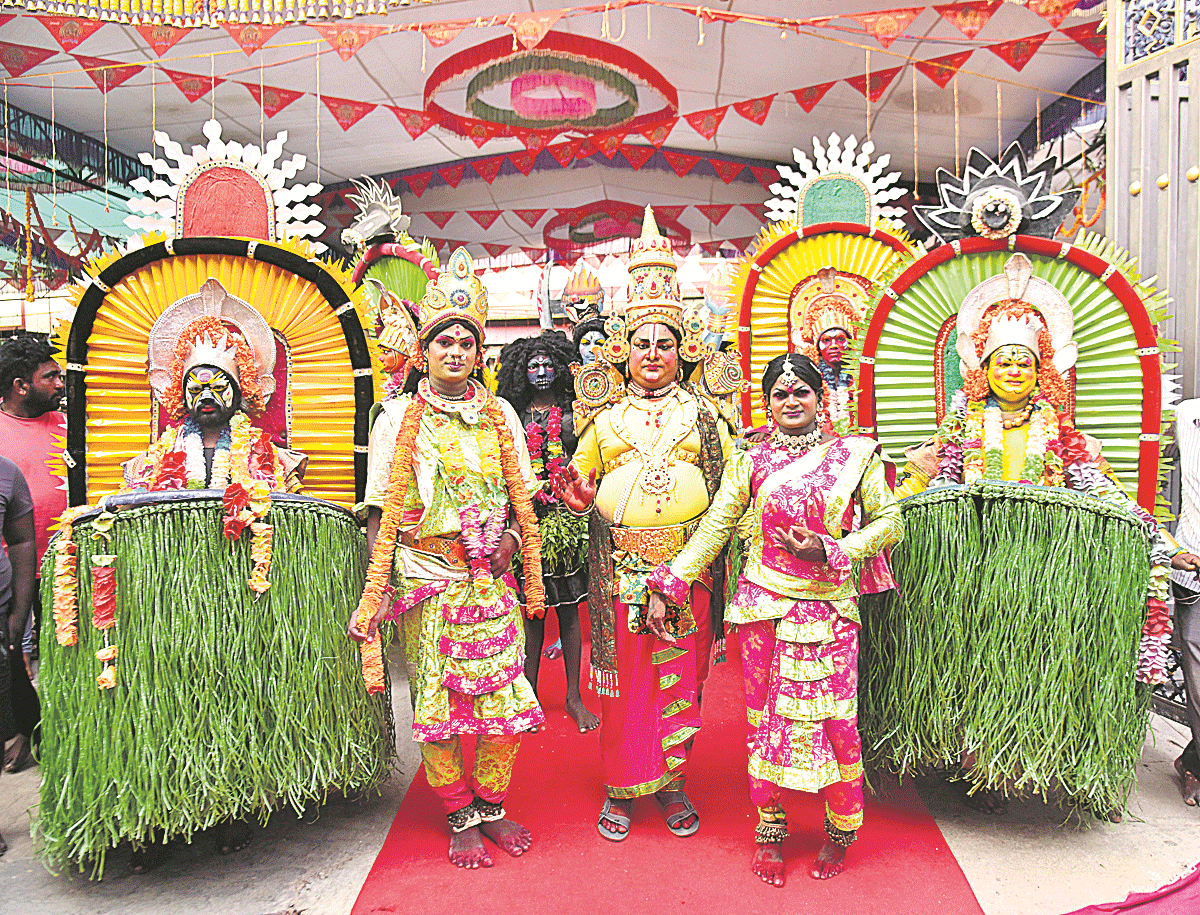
510;72;598;121
543;201;691;258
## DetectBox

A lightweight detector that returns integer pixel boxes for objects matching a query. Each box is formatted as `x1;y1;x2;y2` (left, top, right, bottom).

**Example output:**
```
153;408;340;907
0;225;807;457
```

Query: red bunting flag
521;247;545;263
791;82;836;114
135;23;189;56
547;139;582;168
422;21;467;47
0;42;56;78
662;151;702;178
710;159;744;184
728;236;754;252
595;131;628;159
406;172;433;197
696;204;735;225
654;205;687;222
36;15;105;51
482;242;510;258
513;209;548;227
163;68;224;103
310;23;389;61
638;118;677;149
425;211;455;229
685;107;729;141
1025;0;1081;30
438;164;466;188
509;150;538;176
0;15;12;27
733;95;774;126
468;210;503;230
221;22;283;55
845;65;903;102
243;81;305;118
73;54;143;93
622;145;656;171
509;11;563;49
473;156;505;184
514;130;550;153
322;95;377;131
389;107;437;140
934;1;1001;39
1060;21;1106;57
467;122;502;149
699;240;723;257
849;8;923;49
987;33;1049;71
749;167;779;193
914;49;974;88
741;203;768;222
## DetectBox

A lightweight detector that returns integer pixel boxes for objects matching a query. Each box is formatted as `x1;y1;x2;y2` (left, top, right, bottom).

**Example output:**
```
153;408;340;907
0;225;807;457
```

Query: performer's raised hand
771;522;827;562
646;592;676;645
550;462;597;514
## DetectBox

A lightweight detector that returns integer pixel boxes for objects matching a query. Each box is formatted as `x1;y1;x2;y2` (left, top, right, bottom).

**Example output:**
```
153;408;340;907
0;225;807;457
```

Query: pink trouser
421;733;522;815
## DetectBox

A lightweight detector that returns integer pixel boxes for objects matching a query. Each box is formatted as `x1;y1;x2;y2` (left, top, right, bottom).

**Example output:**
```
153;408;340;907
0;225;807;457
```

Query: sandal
597;798;631;842
656;791;700;837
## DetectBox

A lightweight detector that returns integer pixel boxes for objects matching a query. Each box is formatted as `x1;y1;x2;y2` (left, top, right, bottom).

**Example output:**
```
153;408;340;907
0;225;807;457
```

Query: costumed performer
496;330;599;732
648;353;902;882
551;206;734;842
347;247;546;869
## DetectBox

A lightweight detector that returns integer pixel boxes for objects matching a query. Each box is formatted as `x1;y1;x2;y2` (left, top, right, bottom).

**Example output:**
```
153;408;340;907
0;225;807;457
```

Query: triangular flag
987;32;1049;71
310;23;388;61
696;204;735;225
406;172;433;197
468;210;503;230
655;205;687;222
849;8;923;49
509;11;563;49
845;66;903;103
574;136;598;159
595;131;628;159
934;1;1001;39
684;106;729;141
662;150;702;178
244;81;305;118
422;21;468;47
749;167;778;193
547;139;581;168
699;240;723;256
733;95;774;126
390;107;437;140
513;208;548;227
0;42;56;78
622;145;656;171
729;236;754;252
513;129;550;153
914;49;974;89
163;68;224;104
509;150;538;176
0;16;12;28
1025;0;1081;30
322;95;377;131
482;242;510;258
473;156;505;184
791;82;836;114
36;16;105;51
1060;21;1106;57
73;54;143;93
222;22;283;55
467;121;502;149
742;203;768;222
136;23;189;57
710;159;744;184
521;247;544;263
438;164;466;188
638;118;677;148
425;211;454;229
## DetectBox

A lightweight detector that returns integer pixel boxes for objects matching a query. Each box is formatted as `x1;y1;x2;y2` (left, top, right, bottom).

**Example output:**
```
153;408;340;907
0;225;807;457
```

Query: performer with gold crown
551;207;736;842
348;247;545;870
793;268;864;435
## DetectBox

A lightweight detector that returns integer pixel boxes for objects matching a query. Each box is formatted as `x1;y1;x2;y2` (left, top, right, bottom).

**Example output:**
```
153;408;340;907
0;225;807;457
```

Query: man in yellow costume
553;207;734;842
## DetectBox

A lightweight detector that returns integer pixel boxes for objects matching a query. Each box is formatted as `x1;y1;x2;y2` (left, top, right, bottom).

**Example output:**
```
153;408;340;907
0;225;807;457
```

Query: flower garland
526;406;567;504
92;553;118;689
51;506;88;647
437;415;508;580
957;399;1059;484
487;395;545;620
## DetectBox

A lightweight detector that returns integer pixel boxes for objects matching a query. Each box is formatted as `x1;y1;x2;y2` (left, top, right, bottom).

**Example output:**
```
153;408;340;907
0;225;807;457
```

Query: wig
495;330;577;413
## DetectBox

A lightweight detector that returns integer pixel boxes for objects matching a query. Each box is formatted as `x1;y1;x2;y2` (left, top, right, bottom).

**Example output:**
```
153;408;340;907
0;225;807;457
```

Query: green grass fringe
36;497;394;877
859;482;1151;815
539;505;587;575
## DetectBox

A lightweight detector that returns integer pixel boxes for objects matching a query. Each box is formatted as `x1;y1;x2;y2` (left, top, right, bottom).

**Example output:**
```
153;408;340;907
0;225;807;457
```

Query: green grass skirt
36;493;394;875
859;481;1151;815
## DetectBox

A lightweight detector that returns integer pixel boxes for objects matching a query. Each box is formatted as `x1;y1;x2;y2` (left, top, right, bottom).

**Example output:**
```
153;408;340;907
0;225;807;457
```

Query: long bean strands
36;494;393;876
859;482;1151;816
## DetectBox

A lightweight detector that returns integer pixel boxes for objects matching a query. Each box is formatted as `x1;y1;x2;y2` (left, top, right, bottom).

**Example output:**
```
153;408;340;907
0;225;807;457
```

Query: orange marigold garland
487;396;545;620
354;394;427;694
162;316;267;421
51;511;81;646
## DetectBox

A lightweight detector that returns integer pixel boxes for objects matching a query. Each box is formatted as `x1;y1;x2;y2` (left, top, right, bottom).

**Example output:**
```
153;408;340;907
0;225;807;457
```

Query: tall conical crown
418;246;489;340
624;206;682;335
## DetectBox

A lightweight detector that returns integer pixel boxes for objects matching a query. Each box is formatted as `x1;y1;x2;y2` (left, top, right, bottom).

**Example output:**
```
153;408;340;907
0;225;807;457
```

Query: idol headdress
418;246;489;341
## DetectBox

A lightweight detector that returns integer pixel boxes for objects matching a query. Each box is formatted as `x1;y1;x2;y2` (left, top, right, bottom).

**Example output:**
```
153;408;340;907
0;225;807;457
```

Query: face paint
986;344;1038;408
579;331;605;365
527;354;555;390
817;328;851;369
184;365;240;429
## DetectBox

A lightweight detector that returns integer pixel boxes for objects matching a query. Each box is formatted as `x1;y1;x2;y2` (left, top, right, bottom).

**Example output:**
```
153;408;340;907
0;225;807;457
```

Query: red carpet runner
353;628;983;914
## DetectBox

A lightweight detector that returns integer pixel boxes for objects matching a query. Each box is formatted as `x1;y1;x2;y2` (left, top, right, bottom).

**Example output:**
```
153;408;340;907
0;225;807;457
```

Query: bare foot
565;695;599;732
962;784;1007;815
216;819;252;855
810;841;847;879
449;826;493;869
598;798;631;838
1176;757;1200;806
543;638;563;660
479;817;532;857
4;735;33;773
752;844;785;886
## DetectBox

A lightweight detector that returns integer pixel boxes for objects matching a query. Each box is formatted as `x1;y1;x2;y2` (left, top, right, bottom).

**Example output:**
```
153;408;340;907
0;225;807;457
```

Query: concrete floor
3;649;1199;915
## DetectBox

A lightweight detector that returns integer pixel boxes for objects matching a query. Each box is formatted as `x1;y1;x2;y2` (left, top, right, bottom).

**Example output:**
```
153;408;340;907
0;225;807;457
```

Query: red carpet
353;618;983;915
1061;864;1200;914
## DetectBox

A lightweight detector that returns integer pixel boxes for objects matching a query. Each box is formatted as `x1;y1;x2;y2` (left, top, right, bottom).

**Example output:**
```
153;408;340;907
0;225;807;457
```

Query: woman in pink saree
648;353;902;884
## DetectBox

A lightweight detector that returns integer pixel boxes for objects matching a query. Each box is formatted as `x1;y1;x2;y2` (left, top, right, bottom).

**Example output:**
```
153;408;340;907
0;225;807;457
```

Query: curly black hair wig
496;330;578;412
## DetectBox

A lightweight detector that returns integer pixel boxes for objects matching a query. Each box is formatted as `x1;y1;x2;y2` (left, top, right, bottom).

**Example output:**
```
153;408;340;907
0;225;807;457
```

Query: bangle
505;527;522;551
564;500;591;518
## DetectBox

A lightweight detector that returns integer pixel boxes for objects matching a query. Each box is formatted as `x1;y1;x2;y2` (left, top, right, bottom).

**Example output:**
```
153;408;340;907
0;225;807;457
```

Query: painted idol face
184;365;240;429
817;328;850;369
986;344;1038;406
527;354;555;390
579;330;605;366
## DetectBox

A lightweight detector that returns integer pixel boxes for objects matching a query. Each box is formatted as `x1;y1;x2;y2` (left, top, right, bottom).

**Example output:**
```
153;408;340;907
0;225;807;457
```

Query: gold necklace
610;391;697;517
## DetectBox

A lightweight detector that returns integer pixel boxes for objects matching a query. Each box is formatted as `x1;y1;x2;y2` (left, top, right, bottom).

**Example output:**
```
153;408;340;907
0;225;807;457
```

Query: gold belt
609;519;701;566
607;448;701;473
400;532;468;568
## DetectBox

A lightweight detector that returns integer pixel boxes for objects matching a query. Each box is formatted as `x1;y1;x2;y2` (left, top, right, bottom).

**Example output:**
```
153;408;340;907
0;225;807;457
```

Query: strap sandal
657;791;700;837
597;798;631;842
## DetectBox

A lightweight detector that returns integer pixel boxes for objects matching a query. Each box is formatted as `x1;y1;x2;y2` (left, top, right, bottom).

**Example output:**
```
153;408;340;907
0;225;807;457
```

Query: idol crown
184;329;242;381
624;206;683;335
418;246;488;339
982;314;1043;362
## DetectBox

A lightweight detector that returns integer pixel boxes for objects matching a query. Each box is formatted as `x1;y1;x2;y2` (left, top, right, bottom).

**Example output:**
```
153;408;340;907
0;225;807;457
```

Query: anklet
823;815;856;848
447;804;482;833
755;805;788;845
471;797;506;823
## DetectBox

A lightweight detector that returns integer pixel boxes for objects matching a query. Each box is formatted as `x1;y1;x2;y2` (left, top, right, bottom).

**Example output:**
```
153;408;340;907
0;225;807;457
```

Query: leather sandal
597;798;631;842
657;791;700;837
